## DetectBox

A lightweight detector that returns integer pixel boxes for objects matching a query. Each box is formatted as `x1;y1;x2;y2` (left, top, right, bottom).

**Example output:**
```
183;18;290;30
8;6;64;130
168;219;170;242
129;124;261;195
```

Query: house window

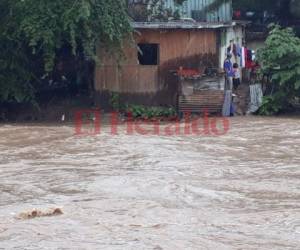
138;43;159;65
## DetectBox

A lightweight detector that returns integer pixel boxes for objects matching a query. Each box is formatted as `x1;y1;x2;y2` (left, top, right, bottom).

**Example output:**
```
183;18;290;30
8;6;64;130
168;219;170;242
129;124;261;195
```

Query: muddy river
0;116;299;249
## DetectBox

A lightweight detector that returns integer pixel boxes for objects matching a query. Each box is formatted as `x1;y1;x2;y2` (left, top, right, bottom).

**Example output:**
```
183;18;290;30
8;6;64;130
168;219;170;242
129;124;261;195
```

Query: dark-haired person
233;63;241;91
223;53;234;90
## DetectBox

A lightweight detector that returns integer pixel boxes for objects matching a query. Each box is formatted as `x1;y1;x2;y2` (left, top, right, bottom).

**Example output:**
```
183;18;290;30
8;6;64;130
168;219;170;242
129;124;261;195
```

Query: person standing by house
223;53;234;90
233;63;241;91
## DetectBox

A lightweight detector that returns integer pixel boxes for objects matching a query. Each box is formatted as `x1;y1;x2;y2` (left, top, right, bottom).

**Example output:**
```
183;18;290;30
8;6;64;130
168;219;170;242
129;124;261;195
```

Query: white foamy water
0;116;299;249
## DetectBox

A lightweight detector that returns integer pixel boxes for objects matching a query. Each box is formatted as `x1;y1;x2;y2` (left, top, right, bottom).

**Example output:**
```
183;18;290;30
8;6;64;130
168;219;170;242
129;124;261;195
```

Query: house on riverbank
94;0;246;112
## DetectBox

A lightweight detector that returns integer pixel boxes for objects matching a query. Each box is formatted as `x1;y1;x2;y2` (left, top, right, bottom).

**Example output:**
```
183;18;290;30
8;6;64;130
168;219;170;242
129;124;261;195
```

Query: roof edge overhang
131;21;249;30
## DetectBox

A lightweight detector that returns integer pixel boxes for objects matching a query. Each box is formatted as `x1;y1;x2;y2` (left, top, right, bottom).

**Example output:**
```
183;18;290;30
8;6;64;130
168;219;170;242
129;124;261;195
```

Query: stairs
233;83;250;116
179;90;225;114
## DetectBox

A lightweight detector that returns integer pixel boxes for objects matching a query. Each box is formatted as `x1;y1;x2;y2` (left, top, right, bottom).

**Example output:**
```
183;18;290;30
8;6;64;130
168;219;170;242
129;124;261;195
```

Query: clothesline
227;42;255;70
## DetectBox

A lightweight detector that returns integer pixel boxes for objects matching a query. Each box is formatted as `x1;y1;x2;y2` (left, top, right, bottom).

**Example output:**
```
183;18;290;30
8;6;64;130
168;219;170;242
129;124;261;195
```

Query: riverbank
1;102;300;124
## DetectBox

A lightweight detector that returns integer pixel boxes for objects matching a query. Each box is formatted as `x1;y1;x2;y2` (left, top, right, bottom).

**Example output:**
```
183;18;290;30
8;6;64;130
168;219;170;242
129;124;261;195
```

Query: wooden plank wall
95;29;218;94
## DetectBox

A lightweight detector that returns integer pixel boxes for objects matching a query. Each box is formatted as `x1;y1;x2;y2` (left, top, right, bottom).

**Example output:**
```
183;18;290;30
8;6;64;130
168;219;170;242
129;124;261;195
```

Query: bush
126;104;176;120
257;25;300;115
258;93;286;115
110;92;121;111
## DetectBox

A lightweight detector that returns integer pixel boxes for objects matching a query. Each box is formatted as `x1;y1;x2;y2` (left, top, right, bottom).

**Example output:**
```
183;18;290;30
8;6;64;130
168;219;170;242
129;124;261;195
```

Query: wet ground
0;116;299;249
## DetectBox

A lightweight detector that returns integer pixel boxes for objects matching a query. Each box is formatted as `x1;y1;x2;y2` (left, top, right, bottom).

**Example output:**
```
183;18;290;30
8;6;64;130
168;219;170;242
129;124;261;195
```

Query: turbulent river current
0;116;299;249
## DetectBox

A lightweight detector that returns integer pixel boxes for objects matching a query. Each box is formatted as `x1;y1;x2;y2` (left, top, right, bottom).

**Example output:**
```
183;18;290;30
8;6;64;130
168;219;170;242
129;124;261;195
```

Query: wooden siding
95;29;218;94
94;29;219;107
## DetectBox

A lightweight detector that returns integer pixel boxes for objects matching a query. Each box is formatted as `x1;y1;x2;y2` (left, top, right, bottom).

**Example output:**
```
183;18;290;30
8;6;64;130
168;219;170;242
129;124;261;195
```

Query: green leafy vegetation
109;92;176;120
0;0;132;104
258;94;285;116
126;105;177;120
110;92;121;112
257;25;300;115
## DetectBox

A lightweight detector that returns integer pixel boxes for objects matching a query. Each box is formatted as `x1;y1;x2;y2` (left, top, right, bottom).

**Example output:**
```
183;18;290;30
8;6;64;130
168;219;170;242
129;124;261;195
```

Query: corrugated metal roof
164;0;232;22
132;21;237;29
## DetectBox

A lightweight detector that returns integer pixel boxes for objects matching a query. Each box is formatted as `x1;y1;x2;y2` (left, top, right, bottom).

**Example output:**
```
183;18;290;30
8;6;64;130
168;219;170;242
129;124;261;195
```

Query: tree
0;0;132;103
257;25;300;115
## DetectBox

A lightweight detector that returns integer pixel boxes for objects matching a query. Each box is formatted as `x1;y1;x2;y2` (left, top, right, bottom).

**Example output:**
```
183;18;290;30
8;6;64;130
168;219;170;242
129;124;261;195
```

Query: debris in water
17;208;63;220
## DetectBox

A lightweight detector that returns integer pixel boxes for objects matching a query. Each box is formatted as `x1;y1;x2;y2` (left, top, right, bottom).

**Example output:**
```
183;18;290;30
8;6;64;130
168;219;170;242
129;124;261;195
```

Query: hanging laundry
241;47;246;68
232;43;238;58
237;44;244;68
248;84;263;114
245;49;253;69
252;50;256;61
227;40;234;54
236;44;241;57
222;90;233;117
227;40;238;64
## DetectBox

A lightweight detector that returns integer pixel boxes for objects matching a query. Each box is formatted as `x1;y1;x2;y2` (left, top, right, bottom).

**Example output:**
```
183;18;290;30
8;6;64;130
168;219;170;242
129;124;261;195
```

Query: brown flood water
0;116;299;249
